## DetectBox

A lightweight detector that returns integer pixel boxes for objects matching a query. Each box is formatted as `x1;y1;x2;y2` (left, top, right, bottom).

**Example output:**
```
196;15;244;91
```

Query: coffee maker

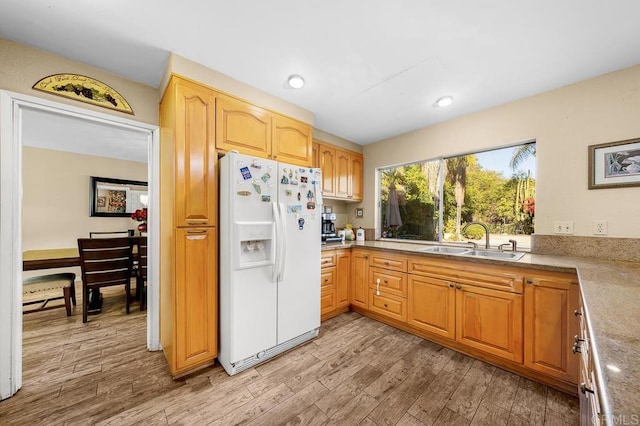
321;213;342;243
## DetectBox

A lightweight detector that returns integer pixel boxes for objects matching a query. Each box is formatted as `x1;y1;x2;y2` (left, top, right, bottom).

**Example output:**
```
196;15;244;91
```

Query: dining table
23;242;140;312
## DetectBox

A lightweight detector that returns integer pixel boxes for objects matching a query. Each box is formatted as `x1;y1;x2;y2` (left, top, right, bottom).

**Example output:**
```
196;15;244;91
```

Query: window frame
376;140;536;247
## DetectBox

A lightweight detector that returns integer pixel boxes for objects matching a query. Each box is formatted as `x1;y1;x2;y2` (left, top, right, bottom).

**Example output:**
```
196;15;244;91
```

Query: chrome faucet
499;239;518;252
462;222;490;249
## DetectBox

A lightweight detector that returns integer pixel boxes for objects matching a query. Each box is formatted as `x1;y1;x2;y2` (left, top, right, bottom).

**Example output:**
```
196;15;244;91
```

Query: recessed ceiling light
287;75;305;89
433;96;453;107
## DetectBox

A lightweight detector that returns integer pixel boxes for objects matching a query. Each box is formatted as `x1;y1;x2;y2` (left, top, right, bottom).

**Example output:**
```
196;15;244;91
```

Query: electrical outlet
593;221;608;235
553;220;574;234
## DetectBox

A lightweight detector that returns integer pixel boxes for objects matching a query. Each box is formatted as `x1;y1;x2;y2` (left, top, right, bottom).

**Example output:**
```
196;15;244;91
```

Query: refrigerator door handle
277;202;288;282
272;202;281;283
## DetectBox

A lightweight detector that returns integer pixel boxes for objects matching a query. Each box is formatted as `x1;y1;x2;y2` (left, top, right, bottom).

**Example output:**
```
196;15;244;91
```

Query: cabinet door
335;250;351;308
175;228;217;371
320;266;337;315
408;275;456;339
215;94;271;158
350;250;369;309
524;274;579;383
175;80;217;227
318;144;336;197
335;149;351;199
456;284;523;363
272;114;312;166
350;154;363;201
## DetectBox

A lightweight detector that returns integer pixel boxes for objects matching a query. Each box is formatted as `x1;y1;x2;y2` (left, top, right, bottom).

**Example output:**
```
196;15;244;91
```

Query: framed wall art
90;176;148;217
588;138;640;189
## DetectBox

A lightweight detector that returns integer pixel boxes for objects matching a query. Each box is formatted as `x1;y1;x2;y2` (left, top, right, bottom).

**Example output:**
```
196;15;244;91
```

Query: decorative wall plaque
32;73;134;115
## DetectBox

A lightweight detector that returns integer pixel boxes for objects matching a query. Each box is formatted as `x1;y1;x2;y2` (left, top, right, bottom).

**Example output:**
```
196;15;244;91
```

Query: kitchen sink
463;250;526;261
417;246;471;255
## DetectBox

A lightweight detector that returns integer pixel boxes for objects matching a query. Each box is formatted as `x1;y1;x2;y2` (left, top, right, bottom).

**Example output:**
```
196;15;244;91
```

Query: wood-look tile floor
1;287;579;425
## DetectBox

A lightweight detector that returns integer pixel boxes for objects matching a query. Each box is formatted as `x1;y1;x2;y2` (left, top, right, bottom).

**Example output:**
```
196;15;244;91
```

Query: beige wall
22;147;148;251
363;65;640;238
0;38;159;125
159;53;314;125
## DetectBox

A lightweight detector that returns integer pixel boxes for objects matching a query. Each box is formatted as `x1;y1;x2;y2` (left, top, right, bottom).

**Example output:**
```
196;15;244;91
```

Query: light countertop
322;240;640;420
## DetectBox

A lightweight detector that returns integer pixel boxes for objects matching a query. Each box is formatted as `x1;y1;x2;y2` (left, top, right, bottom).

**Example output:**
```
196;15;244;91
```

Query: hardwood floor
1;288;579;425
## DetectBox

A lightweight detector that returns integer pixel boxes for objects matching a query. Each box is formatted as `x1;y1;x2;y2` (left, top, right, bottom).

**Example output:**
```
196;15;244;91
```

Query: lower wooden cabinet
163;228;218;375
456;283;523;363
335;250;350;308
524;271;579;383
320;250;350;319
350;250;369;309
408;275;456;339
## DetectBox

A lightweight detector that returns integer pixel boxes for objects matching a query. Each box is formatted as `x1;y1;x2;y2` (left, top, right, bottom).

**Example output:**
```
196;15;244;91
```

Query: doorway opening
0;91;160;400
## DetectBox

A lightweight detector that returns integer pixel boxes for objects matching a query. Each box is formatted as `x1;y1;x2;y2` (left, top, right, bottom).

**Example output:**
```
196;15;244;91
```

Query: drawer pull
384;261;389;265
526;279;533;284
574;309;582;317
384;280;388;284
383;303;388;308
376;278;380;296
580;383;595;395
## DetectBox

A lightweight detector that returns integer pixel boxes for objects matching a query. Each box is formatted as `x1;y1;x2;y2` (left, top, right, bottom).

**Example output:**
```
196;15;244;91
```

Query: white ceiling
2;1;640;145
22;108;149;163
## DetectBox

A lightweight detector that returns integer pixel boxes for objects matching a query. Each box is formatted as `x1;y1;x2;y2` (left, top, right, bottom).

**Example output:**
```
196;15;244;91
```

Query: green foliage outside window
379;142;536;247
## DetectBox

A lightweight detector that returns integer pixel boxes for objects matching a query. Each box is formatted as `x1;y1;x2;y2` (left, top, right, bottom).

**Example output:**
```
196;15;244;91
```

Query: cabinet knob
456;284;462;290
572;343;582;354
383;303;388;308
574;334;585;343
574;309;582;317
324;279;329;283
364;255;369;260
580;383;595;395
449;283;454;288
526;279;533;284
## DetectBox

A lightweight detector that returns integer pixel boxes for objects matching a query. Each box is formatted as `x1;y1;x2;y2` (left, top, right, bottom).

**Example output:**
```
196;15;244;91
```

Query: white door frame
0;90;161;400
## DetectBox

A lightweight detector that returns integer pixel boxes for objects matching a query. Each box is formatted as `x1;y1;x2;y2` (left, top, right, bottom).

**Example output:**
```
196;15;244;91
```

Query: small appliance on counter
356;227;365;241
321;213;342;243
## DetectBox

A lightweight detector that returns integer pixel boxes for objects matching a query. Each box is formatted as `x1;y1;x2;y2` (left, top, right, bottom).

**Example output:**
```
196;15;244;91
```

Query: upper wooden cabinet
272;114;312;166
313;141;363;202
215;96;312;167
317;144;336;197
161;77;218;230
216;94;271;158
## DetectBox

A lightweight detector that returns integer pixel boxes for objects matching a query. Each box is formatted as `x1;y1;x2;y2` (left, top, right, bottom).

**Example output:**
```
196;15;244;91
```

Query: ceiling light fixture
287;75;305;89
433;96;453;108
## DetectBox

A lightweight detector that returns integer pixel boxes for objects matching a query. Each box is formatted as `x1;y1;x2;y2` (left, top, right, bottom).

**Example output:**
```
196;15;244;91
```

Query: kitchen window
379;142;536;250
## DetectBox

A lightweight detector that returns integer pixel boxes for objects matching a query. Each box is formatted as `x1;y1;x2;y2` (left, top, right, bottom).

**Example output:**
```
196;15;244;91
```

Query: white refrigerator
219;152;322;375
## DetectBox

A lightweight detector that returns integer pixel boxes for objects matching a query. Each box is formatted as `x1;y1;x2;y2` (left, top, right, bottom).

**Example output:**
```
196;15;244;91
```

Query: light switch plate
553;220;574;234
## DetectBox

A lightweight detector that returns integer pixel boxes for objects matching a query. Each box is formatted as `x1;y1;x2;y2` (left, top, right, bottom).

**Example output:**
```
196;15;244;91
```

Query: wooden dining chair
89;230;134;238
77;237;134;323
137;237;148;311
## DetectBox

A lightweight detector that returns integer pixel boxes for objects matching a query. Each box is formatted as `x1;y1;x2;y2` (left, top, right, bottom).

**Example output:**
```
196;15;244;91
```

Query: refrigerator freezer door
276;163;321;344
220;153;280;367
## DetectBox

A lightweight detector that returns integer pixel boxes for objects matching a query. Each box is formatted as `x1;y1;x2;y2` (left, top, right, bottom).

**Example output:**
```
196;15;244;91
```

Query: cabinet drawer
321;288;336;315
408;256;523;293
369;290;407;322
321;253;336;268
321;267;336;289
369;267;407;298
369;252;407;272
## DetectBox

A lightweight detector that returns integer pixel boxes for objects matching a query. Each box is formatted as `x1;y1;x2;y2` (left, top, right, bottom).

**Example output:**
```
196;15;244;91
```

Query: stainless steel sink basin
417;246;471;255
464;250;525;261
